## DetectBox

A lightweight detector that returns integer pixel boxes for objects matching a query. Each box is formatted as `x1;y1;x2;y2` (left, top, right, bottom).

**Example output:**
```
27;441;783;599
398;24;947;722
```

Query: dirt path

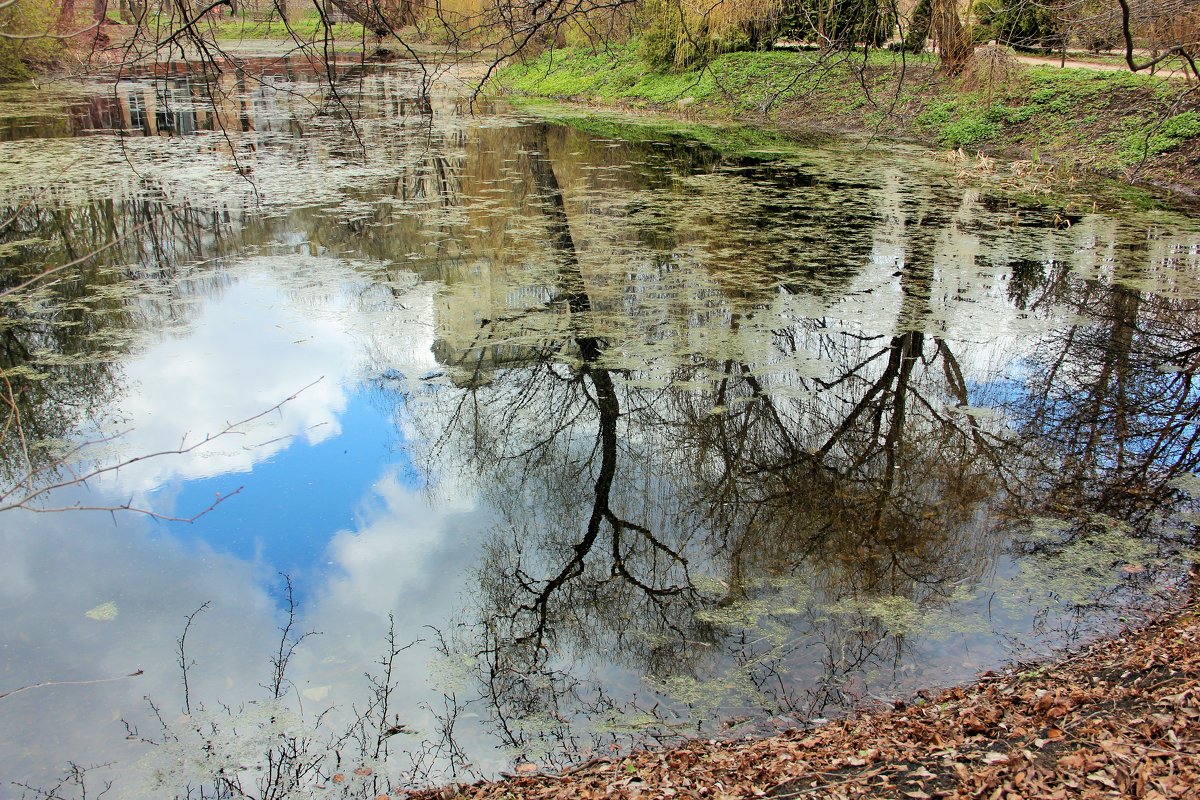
1010;51;1193;81
408;589;1200;799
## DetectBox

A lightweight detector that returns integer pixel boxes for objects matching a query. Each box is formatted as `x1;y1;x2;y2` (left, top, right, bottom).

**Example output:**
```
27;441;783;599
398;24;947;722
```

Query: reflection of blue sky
966;369;1029;409
153;390;418;594
0;256;502;787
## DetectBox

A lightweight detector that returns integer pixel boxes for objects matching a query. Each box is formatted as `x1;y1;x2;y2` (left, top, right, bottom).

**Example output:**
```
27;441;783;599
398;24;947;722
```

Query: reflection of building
431;257;561;380
110;69;305;137
64;55;360;139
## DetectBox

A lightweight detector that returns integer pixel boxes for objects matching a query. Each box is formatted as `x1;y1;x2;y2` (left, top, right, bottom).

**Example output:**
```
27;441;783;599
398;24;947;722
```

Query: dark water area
1;55;1199;798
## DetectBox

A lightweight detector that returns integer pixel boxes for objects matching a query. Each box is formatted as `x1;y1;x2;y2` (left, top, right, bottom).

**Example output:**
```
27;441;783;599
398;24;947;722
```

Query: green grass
136;10;367;43
498;45;920;116
1117;111;1200;164
501;46;718;107
495;41;1200;181
205;12;367;42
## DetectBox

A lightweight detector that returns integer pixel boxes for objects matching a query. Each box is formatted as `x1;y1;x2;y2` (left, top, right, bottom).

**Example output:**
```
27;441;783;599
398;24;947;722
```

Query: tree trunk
325;0;416;36
931;0;971;74
57;0;79;33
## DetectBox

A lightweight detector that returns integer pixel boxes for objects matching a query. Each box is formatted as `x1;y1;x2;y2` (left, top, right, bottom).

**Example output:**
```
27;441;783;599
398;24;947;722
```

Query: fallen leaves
406;596;1200;800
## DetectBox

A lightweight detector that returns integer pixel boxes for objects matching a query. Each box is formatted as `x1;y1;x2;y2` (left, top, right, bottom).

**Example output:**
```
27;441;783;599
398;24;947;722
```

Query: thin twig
0;669;144;702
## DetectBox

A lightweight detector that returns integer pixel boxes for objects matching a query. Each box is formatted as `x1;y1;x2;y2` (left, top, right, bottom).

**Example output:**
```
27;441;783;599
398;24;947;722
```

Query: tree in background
631;0;782;71
321;0;419;36
972;0;1066;50
931;0;973;73
901;0;933;52
967;0;1197;78
782;0;897;49
1115;0;1199;78
0;0;72;79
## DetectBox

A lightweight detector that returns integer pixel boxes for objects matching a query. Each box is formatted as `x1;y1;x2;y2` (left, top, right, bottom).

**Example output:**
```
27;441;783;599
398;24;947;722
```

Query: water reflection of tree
403;127;1035;764
0;190;231;481
989;244;1200;647
650;208;1017;719
1005;244;1200;526
394;125;1200;768
421;128;698;761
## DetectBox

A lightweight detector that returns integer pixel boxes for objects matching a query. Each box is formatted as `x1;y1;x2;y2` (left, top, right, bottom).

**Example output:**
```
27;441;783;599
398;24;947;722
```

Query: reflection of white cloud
0;504;281;794
94;264;356;494
325;469;478;613
88;257;440;500
1;454;496;794
294;468;486;704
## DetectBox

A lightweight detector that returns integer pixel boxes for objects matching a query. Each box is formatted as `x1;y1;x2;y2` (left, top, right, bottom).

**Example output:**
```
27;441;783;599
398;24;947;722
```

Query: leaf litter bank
410;584;1200;799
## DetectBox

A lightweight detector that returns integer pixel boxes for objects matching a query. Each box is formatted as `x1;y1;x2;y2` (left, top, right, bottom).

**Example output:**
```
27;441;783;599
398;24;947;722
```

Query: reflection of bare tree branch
0;668;143;702
0;378;322;520
1013;265;1200;523
379;122;1200;768
506;127;694;651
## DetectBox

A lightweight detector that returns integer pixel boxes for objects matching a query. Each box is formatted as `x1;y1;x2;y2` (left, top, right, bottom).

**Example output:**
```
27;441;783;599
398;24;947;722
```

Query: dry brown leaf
401;600;1200;800
1087;770;1118;789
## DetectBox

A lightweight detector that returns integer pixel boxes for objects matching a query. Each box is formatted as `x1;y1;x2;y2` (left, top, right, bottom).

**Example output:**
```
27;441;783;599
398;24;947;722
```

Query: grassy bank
204;13;367;44
494;43;1200;194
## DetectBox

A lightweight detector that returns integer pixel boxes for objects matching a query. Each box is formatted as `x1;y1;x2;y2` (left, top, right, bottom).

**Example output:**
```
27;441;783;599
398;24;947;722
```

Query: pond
1;55;1199;798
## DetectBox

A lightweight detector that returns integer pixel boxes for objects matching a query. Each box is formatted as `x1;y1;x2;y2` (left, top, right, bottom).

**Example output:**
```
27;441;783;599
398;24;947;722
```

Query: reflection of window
506;286;552;309
155;88;173;134
154;79;194;136
125;87;149;135
177;110;196;135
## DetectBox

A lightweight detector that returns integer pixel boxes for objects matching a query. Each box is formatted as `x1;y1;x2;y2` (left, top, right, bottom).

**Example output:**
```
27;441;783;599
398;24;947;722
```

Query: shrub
0;0;64;81
1120;111;1200;163
939;115;1000;148
780;0;896;48
972;0;1065;51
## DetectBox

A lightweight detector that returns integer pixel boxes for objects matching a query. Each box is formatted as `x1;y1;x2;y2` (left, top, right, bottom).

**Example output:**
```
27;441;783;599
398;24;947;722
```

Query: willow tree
324;0;419;35
931;0;972;73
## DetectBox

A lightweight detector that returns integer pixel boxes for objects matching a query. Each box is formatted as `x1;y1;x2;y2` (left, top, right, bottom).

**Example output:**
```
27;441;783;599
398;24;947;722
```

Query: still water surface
1;57;1199;797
